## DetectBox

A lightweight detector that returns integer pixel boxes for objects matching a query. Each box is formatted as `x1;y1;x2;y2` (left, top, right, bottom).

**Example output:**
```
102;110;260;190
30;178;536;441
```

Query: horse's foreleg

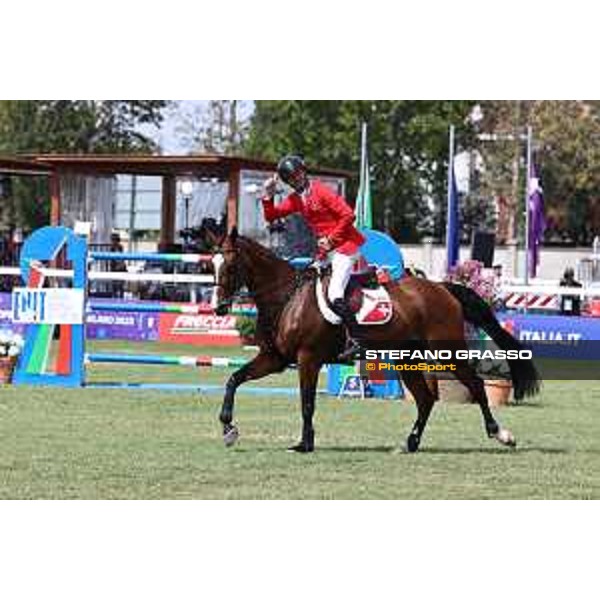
289;356;322;453
219;351;287;447
401;371;437;452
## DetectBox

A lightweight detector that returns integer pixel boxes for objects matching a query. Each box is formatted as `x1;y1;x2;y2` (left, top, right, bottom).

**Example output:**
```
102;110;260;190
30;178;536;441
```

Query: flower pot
438;379;472;404
484;380;512;407
0;356;16;384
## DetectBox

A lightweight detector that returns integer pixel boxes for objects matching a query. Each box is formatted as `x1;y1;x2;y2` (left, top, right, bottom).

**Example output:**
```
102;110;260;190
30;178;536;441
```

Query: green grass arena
1;340;599;499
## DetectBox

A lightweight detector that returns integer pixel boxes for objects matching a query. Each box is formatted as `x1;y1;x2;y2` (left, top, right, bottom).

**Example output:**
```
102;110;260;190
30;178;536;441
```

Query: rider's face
288;169;308;193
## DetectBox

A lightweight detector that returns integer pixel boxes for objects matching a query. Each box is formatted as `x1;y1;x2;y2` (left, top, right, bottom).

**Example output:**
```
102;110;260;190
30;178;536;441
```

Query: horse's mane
236;236;293;271
233;236;300;352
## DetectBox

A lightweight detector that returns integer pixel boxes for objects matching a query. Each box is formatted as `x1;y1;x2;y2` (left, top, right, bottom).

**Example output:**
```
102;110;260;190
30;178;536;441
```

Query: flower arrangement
445;262;512;402
0;330;24;384
445;260;498;305
0;330;24;359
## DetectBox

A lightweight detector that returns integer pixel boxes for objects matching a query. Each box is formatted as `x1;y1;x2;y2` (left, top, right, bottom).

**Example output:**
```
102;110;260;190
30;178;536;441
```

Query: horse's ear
203;228;220;249
230;226;239;244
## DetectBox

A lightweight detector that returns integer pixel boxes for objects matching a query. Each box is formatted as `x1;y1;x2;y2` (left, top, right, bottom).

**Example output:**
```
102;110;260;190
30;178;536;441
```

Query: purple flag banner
446;163;460;271
528;162;546;278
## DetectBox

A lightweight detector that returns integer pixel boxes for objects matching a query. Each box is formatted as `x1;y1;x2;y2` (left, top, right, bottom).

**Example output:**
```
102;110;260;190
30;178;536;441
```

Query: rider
261;155;366;360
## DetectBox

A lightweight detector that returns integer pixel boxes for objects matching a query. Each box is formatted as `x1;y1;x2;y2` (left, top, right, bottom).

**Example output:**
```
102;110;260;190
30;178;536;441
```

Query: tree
0;100;167;154
477;101;600;246
244;101;475;242
171;100;251;155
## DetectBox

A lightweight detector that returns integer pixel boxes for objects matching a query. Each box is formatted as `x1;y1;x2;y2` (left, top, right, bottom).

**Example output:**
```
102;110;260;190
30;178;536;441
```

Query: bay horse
208;228;540;453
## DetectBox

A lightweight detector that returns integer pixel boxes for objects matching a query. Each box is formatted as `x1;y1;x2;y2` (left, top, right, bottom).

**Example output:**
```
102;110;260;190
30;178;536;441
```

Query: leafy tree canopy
477;101;600;245
244;101;474;242
0;100;168;154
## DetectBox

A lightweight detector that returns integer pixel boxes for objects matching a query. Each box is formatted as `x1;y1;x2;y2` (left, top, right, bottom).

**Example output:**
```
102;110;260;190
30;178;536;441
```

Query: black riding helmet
277;155;308;192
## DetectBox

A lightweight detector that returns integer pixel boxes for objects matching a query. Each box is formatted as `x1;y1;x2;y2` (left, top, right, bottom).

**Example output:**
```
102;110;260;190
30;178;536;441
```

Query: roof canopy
0;156;53;176
21;154;351;179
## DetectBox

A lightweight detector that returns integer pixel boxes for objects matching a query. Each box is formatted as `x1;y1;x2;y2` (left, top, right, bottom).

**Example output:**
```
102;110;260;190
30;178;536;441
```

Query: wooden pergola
0;156;54;176
18;154;351;248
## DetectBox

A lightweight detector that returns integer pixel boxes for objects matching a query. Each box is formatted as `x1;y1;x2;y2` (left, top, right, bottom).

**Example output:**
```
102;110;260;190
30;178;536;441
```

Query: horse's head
212;227;246;316
211;228;295;316
196;216;227;252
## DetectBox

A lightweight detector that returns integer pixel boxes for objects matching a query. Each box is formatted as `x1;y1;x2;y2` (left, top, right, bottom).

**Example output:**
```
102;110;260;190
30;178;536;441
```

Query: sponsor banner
0;293;25;334
12;288;84;324
497;312;600;342
86;310;159;341
1;294;241;344
86;298;161;341
158;312;240;346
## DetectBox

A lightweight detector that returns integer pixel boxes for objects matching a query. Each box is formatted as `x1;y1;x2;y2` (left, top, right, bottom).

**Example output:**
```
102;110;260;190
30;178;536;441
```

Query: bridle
212;245;248;312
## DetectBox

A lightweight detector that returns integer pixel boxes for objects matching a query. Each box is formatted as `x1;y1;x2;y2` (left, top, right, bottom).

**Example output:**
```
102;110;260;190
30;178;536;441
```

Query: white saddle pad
315;278;393;325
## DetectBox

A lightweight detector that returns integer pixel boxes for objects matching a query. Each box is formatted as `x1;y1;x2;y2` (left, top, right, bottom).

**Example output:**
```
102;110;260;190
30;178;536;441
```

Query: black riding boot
331;298;362;362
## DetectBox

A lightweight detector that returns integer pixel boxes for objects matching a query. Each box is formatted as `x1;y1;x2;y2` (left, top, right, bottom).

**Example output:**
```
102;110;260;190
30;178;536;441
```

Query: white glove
263;176;278;197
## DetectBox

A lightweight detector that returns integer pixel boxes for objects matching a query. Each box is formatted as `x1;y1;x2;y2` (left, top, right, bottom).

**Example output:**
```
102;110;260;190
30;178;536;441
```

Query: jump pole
90;250;312;269
86;353;250;368
85;382;302;396
91;251;213;263
88;301;257;316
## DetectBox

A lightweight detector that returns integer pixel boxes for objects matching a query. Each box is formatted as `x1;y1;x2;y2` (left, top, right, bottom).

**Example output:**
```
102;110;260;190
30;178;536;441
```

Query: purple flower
444;260;496;305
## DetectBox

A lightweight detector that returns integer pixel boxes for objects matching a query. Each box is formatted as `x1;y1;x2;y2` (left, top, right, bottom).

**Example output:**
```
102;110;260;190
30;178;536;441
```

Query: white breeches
328;251;359;302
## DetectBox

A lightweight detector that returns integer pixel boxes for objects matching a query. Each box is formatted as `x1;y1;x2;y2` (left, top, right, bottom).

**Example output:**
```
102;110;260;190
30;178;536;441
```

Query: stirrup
337;339;362;362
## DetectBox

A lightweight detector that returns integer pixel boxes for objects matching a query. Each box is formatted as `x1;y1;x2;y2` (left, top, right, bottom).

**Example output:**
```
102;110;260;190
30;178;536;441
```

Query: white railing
502;284;600;297
0;266;213;284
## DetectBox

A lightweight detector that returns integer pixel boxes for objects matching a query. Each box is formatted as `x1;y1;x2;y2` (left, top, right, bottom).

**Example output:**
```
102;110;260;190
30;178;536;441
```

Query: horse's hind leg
427;325;516;448
401;371;437;453
219;351;287;447
451;358;516;448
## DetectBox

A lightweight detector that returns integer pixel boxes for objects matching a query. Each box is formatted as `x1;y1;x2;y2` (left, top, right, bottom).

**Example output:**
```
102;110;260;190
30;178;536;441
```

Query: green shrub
235;315;257;339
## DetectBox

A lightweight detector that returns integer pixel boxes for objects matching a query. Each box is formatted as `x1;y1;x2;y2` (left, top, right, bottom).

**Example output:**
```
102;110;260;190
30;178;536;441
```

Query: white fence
402;243;598;281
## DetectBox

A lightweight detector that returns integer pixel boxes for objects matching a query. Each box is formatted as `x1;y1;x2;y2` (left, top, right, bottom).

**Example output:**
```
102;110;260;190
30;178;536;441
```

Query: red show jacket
261;180;365;255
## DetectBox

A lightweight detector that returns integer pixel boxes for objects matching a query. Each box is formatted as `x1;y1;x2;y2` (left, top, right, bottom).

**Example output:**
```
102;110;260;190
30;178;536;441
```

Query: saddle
314;265;394;326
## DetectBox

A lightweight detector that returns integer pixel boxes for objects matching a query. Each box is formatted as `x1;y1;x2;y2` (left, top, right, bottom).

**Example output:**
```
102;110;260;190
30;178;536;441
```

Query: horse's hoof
223;425;239;447
494;428;517;448
287;442;314;453
404;435;420;453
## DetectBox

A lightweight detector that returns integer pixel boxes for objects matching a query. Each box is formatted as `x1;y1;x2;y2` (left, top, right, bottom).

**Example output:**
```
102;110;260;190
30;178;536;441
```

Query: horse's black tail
444;282;541;400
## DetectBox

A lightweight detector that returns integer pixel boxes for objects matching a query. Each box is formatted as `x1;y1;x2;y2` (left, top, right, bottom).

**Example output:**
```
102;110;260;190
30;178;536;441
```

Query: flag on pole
528;161;545;278
445;125;459;272
355;123;372;229
446;161;460;271
355;155;372;228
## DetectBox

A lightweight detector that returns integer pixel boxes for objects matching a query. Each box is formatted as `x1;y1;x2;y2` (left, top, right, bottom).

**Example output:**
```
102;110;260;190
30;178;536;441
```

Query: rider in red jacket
261;155;365;360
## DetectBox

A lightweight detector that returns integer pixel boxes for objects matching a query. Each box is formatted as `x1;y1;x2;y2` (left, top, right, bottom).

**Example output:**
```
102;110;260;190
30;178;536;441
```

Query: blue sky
136;100;197;154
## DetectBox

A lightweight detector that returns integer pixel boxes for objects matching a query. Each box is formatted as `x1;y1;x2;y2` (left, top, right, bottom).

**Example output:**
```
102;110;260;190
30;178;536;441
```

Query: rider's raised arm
261;193;301;223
